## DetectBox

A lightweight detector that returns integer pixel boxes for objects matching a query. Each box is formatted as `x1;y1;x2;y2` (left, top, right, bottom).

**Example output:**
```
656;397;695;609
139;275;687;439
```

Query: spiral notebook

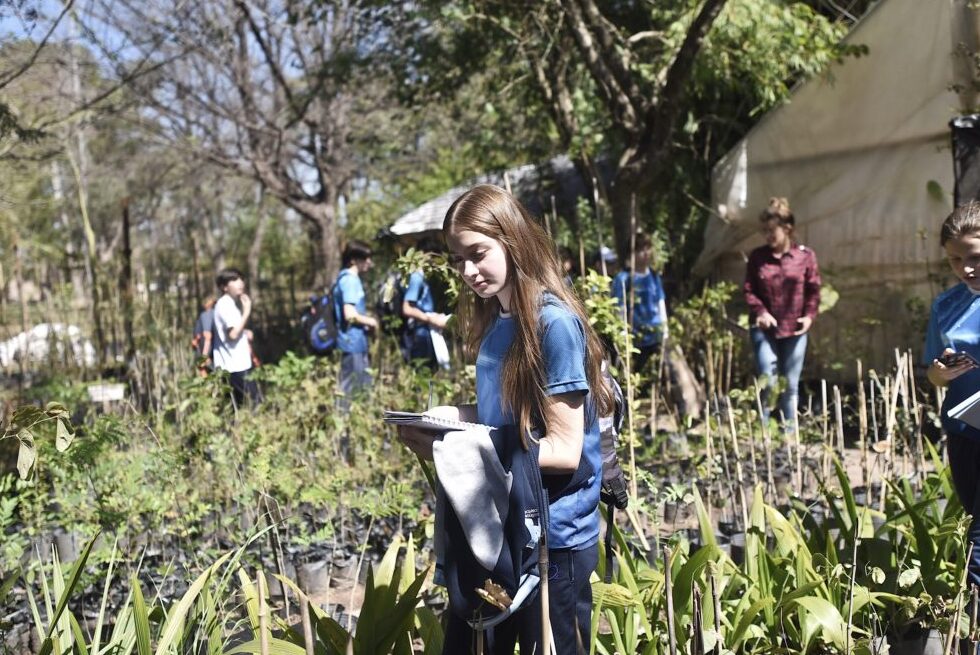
948;388;980;430
383;410;492;432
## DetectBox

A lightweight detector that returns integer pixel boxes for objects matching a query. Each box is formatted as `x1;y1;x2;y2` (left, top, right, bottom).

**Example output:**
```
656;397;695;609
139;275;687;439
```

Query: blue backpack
300;289;339;355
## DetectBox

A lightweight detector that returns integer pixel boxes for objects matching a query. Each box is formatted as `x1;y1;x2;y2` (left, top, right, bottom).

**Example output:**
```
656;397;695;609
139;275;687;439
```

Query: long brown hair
443;185;613;441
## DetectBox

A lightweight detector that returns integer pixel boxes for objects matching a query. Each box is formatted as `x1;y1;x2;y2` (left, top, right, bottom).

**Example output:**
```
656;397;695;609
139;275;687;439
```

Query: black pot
887;627;943;655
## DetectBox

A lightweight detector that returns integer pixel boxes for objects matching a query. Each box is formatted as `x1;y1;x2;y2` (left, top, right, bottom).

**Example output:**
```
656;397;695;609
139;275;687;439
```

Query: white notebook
383;410;492;433
948;388;980;430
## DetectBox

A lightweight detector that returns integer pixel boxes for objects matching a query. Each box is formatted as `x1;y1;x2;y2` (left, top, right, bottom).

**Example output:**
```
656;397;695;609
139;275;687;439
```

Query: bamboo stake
970;586;978;651
944;543;974;655
710;565;722;652
713;396;733;484
833;385;844;460
755;381;774;501
547;195;556;238
664;547;678;655
258;572;270;655
821;379;830;481
300;598;315;655
578;236;586;282
725;397;750;530
793;416;804;496
693;583;704;655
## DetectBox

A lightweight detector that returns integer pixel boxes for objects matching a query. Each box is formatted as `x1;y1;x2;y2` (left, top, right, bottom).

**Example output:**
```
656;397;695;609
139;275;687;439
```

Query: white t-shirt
212;294;252;373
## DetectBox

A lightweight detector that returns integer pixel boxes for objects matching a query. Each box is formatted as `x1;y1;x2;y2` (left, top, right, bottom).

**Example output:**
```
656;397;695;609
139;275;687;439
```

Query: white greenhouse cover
694;0;963;370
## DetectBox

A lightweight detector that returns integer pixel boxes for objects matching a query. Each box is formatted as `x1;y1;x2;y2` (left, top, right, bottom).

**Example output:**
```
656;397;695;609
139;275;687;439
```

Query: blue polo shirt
403;271;435;344
476;296;600;550
612;268;666;347
334;269;369;354
924;282;980;440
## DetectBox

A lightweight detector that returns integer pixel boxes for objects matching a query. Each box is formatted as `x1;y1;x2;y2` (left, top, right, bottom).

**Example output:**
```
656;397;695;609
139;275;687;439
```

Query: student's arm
401;300;448;329
796;250;822;335
743;254;776;329
538;392;585;473
658;298;669;339
343;303;379;330
201;332;213;358
928;350;974;387
220;296;251;342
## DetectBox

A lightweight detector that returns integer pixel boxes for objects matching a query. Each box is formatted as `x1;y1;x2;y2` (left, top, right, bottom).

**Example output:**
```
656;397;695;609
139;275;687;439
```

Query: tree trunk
120;198;135;363
247;189;270;304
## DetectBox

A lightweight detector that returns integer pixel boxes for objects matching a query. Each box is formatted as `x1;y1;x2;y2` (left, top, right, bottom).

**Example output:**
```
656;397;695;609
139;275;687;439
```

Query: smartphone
939;351;980;368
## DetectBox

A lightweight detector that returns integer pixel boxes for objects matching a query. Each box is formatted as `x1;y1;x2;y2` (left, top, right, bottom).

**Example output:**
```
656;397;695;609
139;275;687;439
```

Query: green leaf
16;430;35;479
415;607;444;655
870;567;885;585
153;553;230;655
790;596;847;650
55;419;73;452
226;638;307;655
132;577;152;655
315;615;351;653
42;532;99;645
897;567;921;589
927;179;945;202
68;613;89;655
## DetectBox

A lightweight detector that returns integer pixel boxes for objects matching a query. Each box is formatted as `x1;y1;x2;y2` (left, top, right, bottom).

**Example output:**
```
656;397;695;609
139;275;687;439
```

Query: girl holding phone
925;202;980;587
398;185;613;654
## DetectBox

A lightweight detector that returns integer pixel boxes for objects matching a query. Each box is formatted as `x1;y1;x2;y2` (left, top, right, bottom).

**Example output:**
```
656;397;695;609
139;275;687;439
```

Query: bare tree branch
0;0;75;89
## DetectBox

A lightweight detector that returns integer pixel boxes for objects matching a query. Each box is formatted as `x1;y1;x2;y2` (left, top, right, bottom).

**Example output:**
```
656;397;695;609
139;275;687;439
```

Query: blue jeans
338;351;372;413
750;328;808;425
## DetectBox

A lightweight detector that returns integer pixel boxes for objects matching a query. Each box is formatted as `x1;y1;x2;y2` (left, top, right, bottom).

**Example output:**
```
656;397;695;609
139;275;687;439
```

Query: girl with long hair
924;201;980;587
399;184;613;654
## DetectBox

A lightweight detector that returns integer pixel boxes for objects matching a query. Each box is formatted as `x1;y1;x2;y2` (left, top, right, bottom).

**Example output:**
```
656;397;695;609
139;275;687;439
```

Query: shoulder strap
605;504;615;583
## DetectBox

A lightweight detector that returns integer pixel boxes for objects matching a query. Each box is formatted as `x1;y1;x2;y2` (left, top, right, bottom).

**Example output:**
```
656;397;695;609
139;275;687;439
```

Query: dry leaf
475;579;512;611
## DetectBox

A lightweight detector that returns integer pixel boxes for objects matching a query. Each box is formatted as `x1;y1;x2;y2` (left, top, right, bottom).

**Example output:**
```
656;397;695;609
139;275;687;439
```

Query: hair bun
768;197;791;215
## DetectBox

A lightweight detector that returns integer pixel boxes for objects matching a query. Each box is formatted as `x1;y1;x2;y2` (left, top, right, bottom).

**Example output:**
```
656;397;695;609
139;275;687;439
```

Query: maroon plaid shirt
743;244;821;338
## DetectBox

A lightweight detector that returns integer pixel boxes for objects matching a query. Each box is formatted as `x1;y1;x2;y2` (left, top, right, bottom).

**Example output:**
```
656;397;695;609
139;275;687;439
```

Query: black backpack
599;369;629;511
598;367;630;583
300;289;339;355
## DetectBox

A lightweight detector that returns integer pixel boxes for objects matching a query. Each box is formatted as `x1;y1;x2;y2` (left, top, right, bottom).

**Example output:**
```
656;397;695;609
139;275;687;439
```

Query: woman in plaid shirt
743;197;821;427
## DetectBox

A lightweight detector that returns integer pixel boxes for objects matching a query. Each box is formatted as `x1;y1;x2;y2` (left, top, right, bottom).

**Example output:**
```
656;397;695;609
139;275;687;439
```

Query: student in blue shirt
398;185;614;654
925;202;980;587
333;240;378;401
611;233;668;376
401;269;449;370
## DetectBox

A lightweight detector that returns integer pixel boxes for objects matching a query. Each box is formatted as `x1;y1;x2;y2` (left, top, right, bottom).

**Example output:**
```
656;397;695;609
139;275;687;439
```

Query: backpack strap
604;503;615;584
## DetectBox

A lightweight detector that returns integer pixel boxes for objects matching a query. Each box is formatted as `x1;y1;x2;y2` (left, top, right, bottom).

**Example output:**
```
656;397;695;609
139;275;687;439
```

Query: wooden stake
258;572;270;655
300;599;315;655
664;547;678;655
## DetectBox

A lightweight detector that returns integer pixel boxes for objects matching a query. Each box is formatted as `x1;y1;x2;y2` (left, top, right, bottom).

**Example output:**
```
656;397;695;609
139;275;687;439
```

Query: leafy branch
1;402;75;479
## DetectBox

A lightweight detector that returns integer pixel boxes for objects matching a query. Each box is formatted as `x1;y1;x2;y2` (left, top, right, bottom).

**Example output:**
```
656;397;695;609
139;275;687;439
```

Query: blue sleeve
404;271;424;305
201;310;214;332
541;310;590;397
338;273;364;306
923;300;944;366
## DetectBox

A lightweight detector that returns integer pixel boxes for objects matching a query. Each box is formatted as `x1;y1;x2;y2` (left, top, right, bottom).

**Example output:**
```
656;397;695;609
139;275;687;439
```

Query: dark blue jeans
947;434;980;588
750;328;808;425
442;544;598;655
338;351;372;413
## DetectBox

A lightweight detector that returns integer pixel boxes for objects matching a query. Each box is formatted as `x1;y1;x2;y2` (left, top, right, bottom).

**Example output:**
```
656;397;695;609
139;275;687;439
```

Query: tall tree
430;0;859;267
84;0;415;284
